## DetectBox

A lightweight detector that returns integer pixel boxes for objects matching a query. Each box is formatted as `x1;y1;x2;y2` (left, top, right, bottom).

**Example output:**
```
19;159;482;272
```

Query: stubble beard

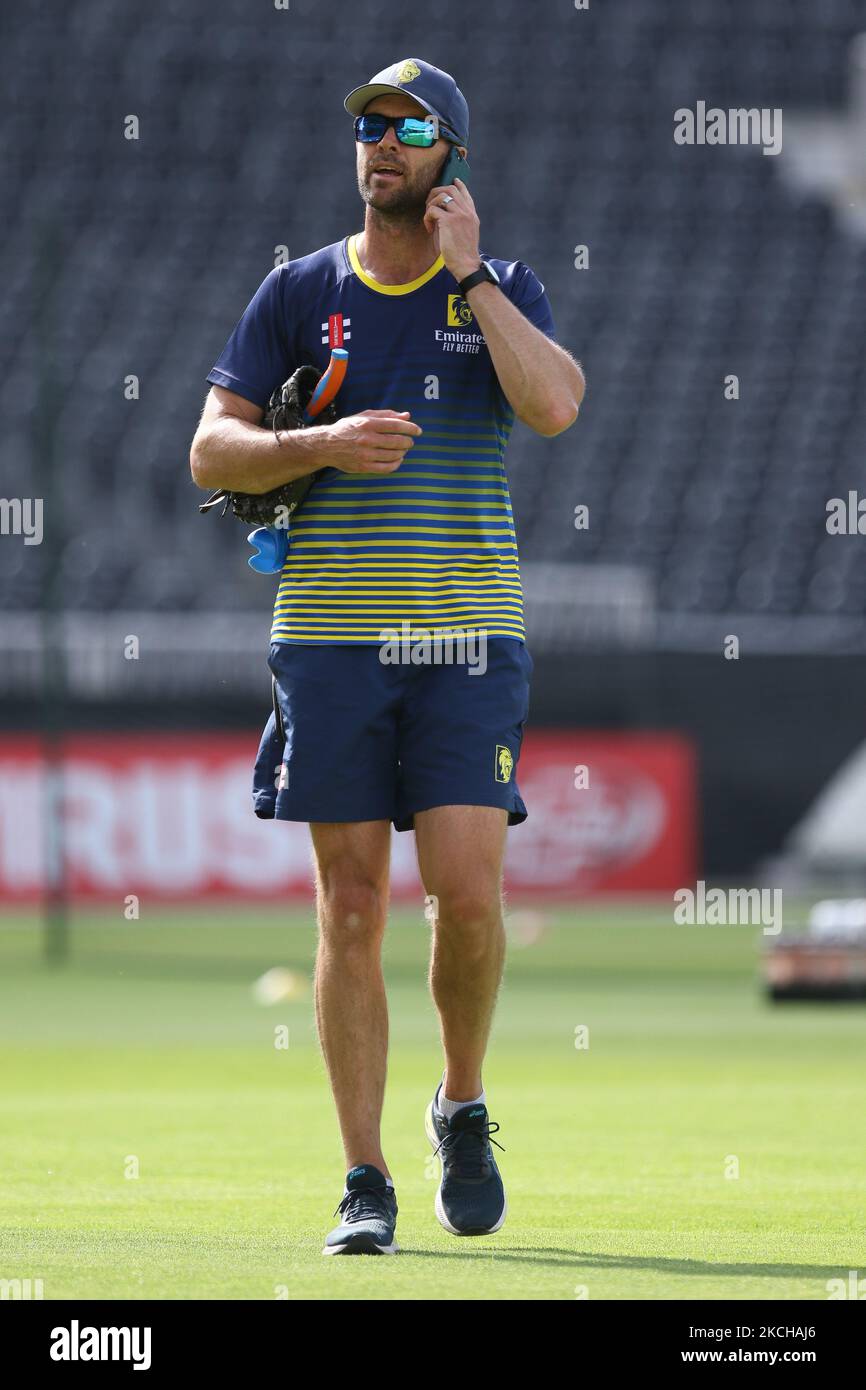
358;156;446;227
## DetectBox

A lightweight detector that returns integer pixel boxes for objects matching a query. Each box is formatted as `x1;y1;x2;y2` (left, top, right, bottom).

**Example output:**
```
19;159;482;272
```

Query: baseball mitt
198;364;337;528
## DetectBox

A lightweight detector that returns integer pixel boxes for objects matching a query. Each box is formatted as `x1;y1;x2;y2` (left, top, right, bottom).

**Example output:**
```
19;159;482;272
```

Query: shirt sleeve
505;261;557;341
206;266;294;409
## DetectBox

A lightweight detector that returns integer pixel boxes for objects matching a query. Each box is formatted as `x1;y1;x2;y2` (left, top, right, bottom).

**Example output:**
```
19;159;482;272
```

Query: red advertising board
0;731;696;903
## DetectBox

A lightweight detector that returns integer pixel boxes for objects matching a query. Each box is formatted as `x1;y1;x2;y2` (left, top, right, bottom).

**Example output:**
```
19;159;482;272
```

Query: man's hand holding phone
423;176;482;283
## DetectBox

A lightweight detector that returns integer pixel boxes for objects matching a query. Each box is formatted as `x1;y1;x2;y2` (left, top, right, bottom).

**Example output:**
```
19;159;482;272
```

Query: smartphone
440;146;471;190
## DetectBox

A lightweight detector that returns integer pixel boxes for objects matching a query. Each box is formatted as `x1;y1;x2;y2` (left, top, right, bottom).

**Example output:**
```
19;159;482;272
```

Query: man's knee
316;872;388;946
429;885;503;939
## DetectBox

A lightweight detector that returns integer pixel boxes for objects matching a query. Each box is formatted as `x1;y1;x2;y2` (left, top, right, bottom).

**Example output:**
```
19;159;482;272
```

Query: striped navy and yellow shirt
207;235;556;645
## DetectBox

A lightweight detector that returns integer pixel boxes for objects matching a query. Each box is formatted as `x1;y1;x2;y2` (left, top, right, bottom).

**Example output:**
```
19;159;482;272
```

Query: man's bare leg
310;819;392;1175
414;805;508;1101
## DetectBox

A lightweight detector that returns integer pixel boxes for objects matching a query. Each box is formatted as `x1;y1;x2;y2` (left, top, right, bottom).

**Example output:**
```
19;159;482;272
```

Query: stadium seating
5;0;866;633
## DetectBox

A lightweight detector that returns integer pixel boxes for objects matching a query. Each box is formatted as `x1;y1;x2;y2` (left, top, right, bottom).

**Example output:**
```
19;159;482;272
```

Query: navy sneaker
322;1164;399;1255
424;1085;507;1236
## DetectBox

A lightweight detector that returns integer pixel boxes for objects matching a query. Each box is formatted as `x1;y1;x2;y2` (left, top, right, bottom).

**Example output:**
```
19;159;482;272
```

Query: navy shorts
252;638;533;831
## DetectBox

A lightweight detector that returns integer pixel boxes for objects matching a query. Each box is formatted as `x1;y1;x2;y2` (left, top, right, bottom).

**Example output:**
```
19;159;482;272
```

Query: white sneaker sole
424;1100;507;1237
322;1237;399;1256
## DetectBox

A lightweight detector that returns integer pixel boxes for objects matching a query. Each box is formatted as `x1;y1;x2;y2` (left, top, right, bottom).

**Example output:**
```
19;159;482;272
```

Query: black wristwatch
458;260;500;297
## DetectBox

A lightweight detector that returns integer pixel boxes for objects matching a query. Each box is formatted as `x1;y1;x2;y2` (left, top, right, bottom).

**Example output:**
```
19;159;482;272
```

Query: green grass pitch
1;903;864;1301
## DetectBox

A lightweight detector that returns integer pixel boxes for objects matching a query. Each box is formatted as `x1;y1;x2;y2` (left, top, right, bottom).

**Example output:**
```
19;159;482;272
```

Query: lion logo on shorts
495;745;513;784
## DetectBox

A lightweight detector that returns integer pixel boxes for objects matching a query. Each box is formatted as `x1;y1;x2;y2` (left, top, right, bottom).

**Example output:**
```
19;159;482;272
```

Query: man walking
190;58;583;1253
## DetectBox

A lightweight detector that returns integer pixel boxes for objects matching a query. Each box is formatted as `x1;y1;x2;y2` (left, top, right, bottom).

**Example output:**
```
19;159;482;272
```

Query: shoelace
433;1120;505;1180
333;1183;394;1222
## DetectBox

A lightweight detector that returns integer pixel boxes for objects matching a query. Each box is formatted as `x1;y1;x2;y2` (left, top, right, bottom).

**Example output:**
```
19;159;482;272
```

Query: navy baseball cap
344;59;469;149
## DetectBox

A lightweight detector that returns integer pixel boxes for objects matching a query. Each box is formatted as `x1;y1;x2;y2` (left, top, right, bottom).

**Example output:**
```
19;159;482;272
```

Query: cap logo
395;60;421;85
